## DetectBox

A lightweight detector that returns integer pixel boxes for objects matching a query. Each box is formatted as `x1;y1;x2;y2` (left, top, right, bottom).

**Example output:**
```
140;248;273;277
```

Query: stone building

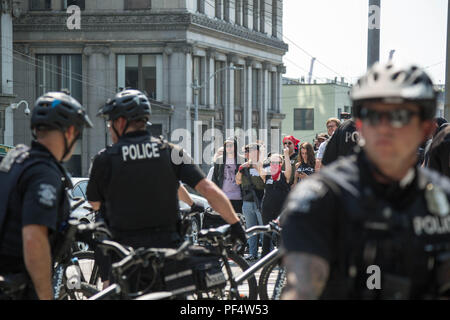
6;0;287;176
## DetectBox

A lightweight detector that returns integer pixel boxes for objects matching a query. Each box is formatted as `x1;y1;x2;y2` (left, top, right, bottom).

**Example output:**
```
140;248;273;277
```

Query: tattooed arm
282;252;330;300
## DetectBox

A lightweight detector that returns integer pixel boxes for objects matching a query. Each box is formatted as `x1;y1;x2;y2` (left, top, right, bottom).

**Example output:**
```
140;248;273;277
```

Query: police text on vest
122;143;160;161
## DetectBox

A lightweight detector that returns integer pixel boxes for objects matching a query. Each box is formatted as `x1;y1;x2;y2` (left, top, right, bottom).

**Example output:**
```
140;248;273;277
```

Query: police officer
281;63;450;300
0;92;93;300
86;89;245;250
321;118;360;166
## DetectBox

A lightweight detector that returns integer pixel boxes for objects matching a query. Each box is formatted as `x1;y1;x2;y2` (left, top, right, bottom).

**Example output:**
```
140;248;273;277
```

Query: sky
282;0;448;85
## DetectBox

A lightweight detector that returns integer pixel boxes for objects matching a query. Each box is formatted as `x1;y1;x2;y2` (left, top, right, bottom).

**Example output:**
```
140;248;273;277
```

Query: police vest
0;145;71;239
103;134;181;233
319;156;450;299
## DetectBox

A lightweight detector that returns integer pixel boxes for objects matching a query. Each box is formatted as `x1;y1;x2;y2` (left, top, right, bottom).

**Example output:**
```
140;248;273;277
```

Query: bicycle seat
0;273;27;292
198;224;231;239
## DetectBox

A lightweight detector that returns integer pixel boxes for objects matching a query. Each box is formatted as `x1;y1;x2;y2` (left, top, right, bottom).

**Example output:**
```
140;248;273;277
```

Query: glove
190;201;206;213
229;221;247;254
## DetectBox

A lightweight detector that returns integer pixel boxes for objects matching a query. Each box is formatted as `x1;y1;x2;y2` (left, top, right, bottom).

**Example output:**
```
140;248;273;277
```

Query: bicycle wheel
56;251;103;300
258;258;286;300
221;253;258;300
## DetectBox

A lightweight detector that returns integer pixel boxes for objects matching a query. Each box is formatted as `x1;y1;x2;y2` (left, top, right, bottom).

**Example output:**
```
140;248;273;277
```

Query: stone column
82;45;112;175
244;57;253;142
206;48;216;108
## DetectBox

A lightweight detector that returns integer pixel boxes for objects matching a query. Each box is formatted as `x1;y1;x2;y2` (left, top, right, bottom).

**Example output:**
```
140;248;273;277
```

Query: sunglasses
270;161;282;165
359;108;420;128
283;142;293;145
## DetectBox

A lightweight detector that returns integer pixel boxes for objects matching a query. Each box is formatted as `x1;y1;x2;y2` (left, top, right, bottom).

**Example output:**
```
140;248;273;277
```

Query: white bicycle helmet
351;62;437;119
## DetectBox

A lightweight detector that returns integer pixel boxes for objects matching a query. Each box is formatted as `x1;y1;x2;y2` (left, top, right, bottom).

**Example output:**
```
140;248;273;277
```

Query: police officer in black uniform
321;118;360;166
0;92;93;300
87;89;245;250
281;63;450;300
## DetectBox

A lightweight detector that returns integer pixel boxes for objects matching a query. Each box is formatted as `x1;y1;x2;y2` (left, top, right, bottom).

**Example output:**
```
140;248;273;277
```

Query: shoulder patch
37;183;57;208
287;178;328;213
0;144;30;172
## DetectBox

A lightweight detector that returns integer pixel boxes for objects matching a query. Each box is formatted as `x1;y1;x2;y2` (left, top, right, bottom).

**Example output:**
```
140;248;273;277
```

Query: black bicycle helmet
31;91;93;131
351;62;437;120
97;89;151;122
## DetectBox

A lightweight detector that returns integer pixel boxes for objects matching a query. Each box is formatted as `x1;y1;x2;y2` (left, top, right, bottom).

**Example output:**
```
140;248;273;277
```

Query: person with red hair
282;135;300;185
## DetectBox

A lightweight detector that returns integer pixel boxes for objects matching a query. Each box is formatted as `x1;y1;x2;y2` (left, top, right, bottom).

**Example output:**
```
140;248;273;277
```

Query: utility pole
367;0;381;69
445;0;450;120
308;57;316;84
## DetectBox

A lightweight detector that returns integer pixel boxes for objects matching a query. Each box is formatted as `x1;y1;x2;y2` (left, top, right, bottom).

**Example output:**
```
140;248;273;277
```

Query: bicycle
52;216;112;300
257;222;285;300
196;222;282;300
88;239;223;300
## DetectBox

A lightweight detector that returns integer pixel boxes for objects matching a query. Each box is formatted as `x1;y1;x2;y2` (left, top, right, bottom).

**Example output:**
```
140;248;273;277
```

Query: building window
294;108;314;130
150;123;162;137
0;110;4;130
224;0;230;22
62;0;85;10
252;69;259;110
197;0;205;13
214;61;225;107
117;54;161;100
36;55;83;103
272;0;278;37
235;0;242;25
215;0;223;19
253;0;259;31
259;0;265;33
268;72;273;110
243;0;249;28
30;0;51;10
125;0;151;10
192;56;204;105
234;67;242;108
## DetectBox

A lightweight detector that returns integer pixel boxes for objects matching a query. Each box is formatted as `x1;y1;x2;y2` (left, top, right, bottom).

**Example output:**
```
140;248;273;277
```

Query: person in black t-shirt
281;62;450;300
259;148;291;258
0;92;92;300
293;142;316;186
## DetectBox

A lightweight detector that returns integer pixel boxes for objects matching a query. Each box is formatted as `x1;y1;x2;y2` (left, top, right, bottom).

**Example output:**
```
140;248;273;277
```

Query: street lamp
191;65;243;164
10;100;30;115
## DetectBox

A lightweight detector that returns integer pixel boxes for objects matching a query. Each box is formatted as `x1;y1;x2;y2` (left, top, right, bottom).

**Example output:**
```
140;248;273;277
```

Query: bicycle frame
234;248;282;285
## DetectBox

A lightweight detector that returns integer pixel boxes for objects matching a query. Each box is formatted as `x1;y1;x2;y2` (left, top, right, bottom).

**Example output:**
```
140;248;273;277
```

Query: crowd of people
0;61;449;300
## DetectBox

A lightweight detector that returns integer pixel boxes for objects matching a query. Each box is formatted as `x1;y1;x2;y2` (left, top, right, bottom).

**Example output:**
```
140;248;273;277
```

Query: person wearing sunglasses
282;135;301;185
315;118;341;172
258;148;292;258
281;62;450;300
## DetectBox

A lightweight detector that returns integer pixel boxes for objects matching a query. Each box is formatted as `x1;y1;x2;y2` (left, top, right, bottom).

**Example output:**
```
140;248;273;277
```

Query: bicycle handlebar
110;240;192;277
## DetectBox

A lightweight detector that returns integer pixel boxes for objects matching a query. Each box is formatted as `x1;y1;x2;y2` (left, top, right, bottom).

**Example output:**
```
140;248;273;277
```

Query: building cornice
13;12;288;52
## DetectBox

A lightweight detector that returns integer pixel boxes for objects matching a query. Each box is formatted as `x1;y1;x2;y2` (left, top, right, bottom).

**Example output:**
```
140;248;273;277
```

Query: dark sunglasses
283;142;293;145
359;108;420;128
270;161;282;165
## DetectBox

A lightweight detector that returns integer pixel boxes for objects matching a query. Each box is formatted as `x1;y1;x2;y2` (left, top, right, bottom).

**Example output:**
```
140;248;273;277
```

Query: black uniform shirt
281;151;450;299
322;119;359;166
86;131;205;231
0;141;68;269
